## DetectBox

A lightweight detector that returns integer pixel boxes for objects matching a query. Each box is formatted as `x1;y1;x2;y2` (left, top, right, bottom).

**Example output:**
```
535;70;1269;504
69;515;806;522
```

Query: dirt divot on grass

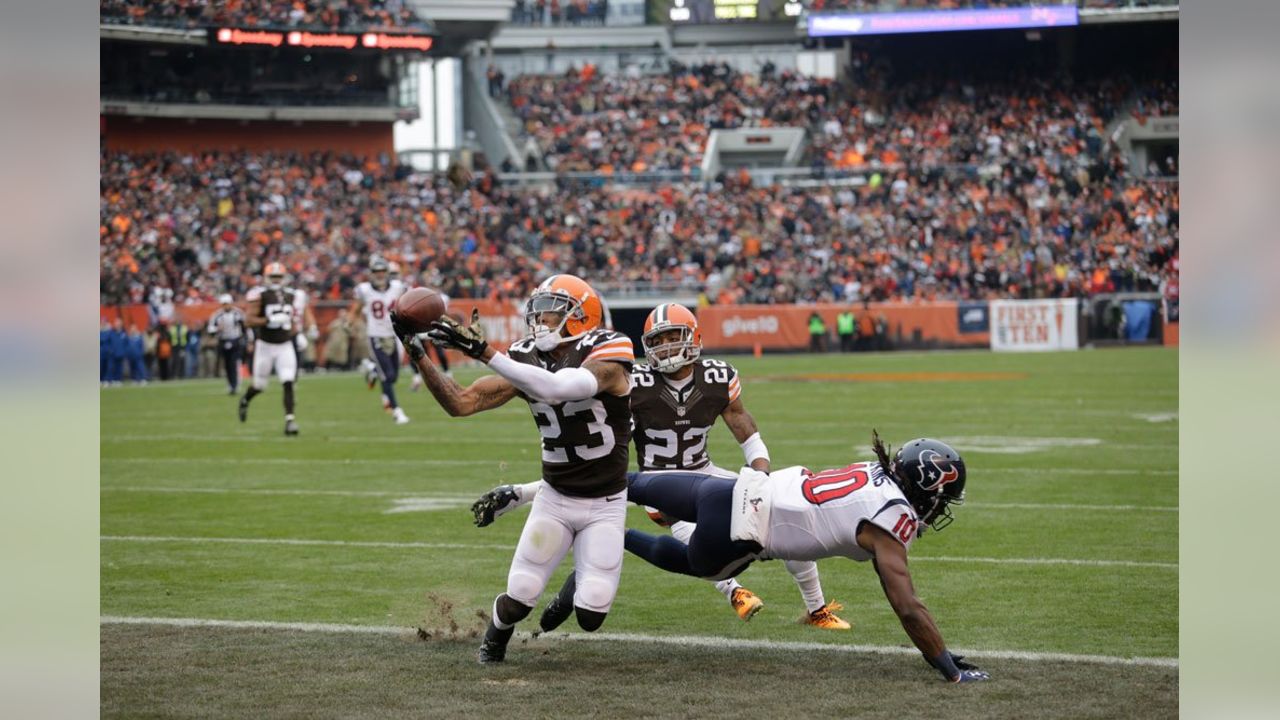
414;592;486;642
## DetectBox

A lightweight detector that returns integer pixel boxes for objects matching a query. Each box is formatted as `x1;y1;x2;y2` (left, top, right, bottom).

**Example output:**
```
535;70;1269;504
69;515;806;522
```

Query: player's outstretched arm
427;309;629;402
416;362;518;418
861;523;990;683
393;311;517;416
721;396;770;472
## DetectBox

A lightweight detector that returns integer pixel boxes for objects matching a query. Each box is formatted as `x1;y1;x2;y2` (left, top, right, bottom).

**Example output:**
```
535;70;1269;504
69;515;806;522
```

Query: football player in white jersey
472;432;991;683
346;257;410;424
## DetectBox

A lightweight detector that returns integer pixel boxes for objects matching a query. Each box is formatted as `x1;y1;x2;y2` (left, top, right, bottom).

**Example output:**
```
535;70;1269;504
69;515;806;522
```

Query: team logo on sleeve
917;449;961;491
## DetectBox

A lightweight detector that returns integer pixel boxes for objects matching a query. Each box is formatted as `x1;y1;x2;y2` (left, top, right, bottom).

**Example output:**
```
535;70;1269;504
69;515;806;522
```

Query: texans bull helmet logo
917;449;961;491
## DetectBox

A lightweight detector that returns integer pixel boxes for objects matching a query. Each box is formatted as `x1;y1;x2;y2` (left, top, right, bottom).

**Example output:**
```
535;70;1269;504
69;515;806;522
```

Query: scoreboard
667;0;802;24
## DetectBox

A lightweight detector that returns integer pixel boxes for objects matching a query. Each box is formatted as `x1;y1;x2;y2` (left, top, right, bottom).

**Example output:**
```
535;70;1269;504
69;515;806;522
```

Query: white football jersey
355;280;406;338
761;461;920;562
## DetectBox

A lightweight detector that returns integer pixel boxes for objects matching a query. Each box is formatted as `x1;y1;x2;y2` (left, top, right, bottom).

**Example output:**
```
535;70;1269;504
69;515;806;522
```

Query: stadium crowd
99;0;429;31
100;143;1177;309
504;59;1175;180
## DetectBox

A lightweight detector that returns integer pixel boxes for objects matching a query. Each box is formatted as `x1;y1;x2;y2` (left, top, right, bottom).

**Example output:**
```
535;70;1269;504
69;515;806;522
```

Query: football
392;287;447;333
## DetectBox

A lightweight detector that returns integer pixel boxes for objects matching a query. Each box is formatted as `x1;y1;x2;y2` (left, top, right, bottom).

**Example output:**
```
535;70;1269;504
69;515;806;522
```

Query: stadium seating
99;148;1177;306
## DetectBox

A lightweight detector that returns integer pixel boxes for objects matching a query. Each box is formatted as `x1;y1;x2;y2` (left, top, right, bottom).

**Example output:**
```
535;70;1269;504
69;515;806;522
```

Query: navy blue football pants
624;470;762;581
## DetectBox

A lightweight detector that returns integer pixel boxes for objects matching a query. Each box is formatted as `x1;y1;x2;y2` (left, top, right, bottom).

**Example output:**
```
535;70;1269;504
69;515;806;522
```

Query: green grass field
101;347;1178;718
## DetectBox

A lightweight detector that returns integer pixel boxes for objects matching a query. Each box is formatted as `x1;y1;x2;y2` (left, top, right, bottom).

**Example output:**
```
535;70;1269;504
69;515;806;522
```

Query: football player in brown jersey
473;303;850;631
392;274;635;665
239;262;303;436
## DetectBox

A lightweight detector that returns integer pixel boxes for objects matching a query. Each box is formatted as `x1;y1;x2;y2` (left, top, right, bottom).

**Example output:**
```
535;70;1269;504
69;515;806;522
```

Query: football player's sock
492;593;532;630
574;607;607;632
283;381;295;415
714;577;742;600
381;380;398;410
624;529;695;576
434;345;450;372
243;386;261;404
785;560;827;613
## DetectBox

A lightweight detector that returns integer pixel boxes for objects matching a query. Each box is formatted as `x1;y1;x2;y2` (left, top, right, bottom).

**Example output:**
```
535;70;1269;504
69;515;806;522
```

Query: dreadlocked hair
871;429;895;480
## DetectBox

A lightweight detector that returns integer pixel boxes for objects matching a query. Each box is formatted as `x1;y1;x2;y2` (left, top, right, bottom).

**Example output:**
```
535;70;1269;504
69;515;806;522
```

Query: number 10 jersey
507;329;635;498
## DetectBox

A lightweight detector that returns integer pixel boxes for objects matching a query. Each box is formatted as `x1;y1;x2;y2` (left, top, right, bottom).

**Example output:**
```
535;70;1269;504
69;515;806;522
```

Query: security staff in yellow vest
808;312;827;353
837;310;856;353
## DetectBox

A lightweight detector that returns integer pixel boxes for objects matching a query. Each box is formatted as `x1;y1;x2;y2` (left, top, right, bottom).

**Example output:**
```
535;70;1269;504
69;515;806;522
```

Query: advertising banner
698;302;982;351
956;302;989;334
989;298;1079;352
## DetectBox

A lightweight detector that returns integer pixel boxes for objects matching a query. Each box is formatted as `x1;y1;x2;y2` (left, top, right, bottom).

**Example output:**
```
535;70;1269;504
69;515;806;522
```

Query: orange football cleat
730;587;764;622
803;601;851;631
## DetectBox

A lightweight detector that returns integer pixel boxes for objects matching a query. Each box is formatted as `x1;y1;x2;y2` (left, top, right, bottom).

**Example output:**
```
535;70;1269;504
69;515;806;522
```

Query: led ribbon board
807;5;1078;37
210;27;434;52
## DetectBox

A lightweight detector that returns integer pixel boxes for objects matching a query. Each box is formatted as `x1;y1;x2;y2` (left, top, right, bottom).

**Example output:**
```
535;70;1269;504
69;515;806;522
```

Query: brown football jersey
246;286;299;345
630;358;742;472
507;329;635;498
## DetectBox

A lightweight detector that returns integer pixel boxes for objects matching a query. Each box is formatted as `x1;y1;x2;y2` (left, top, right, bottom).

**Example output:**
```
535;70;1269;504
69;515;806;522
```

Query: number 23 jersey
761;462;920;562
630;359;741;471
507;329;635;498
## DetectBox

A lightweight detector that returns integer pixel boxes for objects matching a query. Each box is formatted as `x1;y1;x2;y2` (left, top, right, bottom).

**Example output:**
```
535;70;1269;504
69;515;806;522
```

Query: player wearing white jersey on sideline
347;257;410;424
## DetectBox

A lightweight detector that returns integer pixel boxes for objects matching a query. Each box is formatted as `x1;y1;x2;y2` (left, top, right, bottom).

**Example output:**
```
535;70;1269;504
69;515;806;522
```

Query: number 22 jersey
760;462;920;562
507;329;635;498
630;359;741;472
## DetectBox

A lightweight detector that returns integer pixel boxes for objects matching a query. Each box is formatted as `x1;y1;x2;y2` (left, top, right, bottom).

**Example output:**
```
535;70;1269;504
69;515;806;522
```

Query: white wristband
740;432;770;465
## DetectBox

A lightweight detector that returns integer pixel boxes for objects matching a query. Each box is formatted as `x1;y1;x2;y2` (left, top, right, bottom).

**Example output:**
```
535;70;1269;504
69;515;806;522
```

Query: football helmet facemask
889;437;966;532
369;257;390;290
264;262;287;290
524;274;604;352
642;303;702;373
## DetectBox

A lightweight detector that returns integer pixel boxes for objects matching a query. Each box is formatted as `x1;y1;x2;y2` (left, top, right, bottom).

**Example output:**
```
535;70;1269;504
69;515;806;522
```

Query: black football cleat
478;622;514;665
238;396;249;422
538;572;576;633
284;418;299;436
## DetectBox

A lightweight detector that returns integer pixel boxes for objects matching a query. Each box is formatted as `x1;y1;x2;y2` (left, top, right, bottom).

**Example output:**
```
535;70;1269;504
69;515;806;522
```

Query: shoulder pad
508;337;537;354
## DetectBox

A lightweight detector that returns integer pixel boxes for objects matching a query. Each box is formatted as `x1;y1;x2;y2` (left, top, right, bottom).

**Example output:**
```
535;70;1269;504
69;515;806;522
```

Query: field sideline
101;347;1178;718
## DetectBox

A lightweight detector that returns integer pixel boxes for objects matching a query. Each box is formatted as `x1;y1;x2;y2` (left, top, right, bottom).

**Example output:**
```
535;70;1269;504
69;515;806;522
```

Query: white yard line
965;502;1178;512
100;535;1176;569
99;487;1178;513
101;487;479;499
99;615;1178;668
101;535;510;551
102;434;518;445
102;457;531;467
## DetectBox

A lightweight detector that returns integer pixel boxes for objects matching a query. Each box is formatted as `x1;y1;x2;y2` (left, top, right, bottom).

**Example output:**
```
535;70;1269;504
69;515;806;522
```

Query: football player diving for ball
473;432;991;683
392;274;636;665
478;303;849;630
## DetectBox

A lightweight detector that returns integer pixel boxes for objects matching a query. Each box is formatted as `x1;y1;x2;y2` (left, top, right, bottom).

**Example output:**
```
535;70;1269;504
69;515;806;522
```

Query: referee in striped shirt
207;294;246;395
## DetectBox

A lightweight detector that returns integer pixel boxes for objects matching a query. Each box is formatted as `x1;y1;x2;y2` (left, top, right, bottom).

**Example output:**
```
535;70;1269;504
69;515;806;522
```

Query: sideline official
207;293;246;394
